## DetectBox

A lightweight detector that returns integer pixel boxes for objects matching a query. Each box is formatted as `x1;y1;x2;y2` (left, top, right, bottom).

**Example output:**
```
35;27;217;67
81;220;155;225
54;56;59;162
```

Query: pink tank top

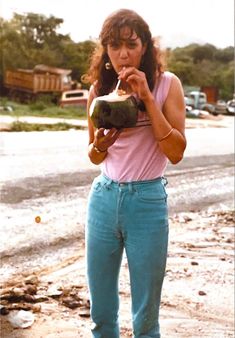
101;71;173;182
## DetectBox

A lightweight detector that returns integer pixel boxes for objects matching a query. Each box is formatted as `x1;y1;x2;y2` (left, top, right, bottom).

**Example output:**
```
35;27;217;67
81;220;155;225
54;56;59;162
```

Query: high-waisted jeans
86;174;169;338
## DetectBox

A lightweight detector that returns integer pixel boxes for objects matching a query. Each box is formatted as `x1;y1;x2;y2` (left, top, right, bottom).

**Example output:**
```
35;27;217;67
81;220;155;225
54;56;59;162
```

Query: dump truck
4;64;77;102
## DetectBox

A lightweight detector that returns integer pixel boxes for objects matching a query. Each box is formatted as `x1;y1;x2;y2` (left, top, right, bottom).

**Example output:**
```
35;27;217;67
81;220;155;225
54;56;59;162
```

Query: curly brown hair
83;9;165;96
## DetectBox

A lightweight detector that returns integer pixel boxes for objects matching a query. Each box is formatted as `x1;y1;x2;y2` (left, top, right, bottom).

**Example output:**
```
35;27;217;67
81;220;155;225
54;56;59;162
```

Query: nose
119;46;128;59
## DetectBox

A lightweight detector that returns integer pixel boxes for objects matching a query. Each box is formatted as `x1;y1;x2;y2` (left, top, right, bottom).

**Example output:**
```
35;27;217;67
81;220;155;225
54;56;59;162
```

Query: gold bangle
92;143;107;153
158;128;174;142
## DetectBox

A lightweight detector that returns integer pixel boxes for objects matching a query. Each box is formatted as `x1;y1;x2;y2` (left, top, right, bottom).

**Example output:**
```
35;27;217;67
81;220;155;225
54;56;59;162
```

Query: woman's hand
93;127;122;152
118;67;152;102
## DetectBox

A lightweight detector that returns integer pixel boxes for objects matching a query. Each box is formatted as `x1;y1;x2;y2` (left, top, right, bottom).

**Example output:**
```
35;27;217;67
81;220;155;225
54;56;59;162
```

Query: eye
127;41;138;49
109;42;120;50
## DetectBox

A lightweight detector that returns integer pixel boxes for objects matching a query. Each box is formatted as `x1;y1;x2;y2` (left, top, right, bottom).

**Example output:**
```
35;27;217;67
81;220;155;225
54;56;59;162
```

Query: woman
85;8;186;338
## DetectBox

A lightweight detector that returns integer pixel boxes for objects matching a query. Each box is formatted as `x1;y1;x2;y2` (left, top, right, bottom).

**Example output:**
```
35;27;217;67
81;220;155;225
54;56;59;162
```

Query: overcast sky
1;0;234;48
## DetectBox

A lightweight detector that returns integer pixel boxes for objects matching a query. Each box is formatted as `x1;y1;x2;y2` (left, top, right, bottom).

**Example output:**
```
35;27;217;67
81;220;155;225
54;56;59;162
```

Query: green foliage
167;43;234;100
42;106;86;118
10;121;84;132
0;97;87;119
214;47;234;63
0;13;233;102
61;40;96;85
29;101;48;111
190;44;217;63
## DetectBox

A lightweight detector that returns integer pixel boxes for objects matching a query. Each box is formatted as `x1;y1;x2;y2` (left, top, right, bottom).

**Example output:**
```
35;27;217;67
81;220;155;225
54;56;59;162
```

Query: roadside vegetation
10;121;85;132
0;98;86;120
0;97;87;131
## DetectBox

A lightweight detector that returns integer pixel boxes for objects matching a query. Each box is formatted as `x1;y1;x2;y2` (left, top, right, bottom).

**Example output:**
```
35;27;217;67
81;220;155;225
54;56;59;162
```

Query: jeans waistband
100;174;168;188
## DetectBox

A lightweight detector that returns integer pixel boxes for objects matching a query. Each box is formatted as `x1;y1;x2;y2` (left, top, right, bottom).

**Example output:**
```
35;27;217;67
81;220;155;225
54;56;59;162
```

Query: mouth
119;65;130;70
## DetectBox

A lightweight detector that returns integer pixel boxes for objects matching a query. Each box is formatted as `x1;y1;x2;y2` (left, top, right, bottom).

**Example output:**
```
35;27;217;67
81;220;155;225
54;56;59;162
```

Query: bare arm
144;75;187;164
118;68;187;164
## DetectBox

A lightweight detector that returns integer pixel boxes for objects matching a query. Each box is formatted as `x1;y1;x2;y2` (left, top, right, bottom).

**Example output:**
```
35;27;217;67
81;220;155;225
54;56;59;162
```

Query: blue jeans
86;174;169;338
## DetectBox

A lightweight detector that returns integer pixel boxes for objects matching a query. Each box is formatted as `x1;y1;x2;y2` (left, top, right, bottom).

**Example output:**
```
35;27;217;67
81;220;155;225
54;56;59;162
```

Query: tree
214;47;234;63
190;44;217;63
166;43;234;100
11;13;70;47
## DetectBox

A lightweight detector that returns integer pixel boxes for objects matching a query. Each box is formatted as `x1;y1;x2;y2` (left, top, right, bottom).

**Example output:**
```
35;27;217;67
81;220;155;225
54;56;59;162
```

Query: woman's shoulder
161;71;182;84
153;71;180;105
154;71;174;93
161;70;177;81
159;71;182;91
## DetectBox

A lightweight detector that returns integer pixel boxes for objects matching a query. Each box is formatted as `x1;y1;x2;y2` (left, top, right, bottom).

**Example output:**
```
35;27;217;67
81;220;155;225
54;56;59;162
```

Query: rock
11;287;25;297
198;290;207;296
0;304;9;315
46;285;63;298
6;310;35;328
24;284;37;295
31;304;41;313
23;294;36;303
4;302;41;313
33;295;50;302
191;261;199;266
62;297;81;309
79;307;90;317
24;276;39;285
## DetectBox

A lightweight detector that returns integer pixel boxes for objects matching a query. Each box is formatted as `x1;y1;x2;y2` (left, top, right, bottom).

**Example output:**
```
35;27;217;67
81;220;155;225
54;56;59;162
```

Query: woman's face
107;26;146;74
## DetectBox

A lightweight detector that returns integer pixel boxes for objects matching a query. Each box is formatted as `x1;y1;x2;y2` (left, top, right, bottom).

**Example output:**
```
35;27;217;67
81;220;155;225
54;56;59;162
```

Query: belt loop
106;179;113;189
128;182;133;193
103;175;113;189
162;176;168;186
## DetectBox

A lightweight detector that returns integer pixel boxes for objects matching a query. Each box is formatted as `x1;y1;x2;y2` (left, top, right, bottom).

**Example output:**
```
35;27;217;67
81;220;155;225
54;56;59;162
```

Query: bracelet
92;143;107;153
158;128;174;142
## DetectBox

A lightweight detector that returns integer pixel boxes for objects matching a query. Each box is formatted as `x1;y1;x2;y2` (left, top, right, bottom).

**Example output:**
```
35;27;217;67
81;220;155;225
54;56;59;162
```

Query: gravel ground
0;116;234;337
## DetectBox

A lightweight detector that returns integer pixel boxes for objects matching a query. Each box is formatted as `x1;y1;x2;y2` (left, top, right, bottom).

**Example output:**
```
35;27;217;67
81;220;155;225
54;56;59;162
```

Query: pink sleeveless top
101;71;173;182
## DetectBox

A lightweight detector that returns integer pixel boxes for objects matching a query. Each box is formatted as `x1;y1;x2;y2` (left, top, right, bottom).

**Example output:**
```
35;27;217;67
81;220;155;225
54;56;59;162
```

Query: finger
119;66;137;80
126;73;143;84
104;128;122;145
106;128;119;138
107;130;122;147
96;128;105;137
112;129;122;141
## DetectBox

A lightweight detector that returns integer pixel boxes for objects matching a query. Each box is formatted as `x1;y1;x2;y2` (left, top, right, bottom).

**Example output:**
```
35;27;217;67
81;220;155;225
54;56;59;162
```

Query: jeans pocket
135;183;167;203
91;176;109;193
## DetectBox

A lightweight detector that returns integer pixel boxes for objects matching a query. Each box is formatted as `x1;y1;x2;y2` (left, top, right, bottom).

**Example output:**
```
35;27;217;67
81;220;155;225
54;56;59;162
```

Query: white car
59;89;88;108
226;100;235;115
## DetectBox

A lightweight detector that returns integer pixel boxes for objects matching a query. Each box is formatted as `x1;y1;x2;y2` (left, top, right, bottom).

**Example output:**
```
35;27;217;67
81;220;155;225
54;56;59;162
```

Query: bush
10;121;84;132
0;96;87;119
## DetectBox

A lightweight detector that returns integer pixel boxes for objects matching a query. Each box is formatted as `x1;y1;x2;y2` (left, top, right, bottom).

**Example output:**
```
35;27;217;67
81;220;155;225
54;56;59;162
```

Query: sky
0;0;234;49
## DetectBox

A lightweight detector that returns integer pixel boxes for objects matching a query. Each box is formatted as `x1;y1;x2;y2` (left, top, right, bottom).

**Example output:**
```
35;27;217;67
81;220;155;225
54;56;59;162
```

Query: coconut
90;92;138;129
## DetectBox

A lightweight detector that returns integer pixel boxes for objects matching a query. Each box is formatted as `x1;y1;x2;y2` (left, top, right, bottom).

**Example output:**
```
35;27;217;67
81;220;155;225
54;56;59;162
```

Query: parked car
215;100;227;114
226;99;235;115
59;89;88;108
185;105;210;119
184;91;215;114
